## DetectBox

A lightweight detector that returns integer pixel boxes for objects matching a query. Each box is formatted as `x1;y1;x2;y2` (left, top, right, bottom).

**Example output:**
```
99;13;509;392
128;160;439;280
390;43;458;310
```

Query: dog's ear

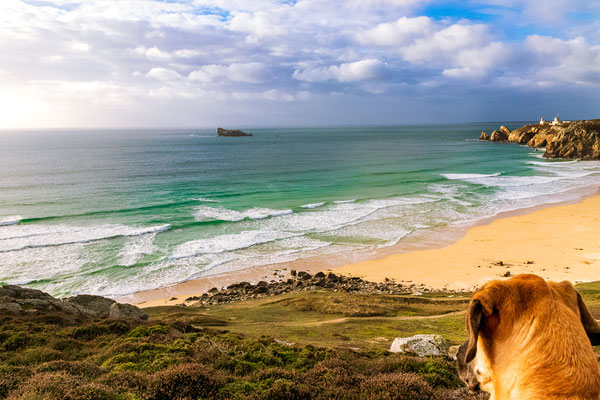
464;299;484;363
464;293;495;363
576;291;600;346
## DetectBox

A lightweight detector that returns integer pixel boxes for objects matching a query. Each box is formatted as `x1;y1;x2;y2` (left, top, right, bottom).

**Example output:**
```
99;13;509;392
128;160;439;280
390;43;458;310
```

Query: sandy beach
124;190;600;307
339;193;600;290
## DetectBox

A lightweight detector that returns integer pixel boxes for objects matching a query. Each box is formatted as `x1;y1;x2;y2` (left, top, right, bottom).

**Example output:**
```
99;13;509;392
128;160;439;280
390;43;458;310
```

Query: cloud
71;42;90;52
0;0;599;128
146;68;182;81
134;46;171;61
357;17;511;78
357;16;433;47
294;59;388;82
189;63;272;84
523;35;600;85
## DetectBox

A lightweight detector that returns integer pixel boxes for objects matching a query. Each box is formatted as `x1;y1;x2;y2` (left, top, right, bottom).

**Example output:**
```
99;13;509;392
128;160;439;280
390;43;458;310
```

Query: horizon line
0;120;543;132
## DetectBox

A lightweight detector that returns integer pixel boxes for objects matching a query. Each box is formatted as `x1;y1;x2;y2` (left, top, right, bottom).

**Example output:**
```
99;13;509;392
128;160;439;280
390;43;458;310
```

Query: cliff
217;127;253;137
479;119;600;159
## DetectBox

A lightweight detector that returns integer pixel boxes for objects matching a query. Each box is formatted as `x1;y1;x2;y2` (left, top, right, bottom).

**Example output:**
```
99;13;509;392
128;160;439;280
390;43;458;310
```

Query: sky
0;0;599;129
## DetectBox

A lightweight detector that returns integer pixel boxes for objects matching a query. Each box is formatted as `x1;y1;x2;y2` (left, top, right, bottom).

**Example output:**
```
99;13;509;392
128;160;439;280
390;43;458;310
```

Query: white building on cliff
539;116;563;125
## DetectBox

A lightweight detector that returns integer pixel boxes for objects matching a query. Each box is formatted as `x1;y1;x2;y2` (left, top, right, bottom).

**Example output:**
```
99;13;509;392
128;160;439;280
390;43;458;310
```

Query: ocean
2;124;600;298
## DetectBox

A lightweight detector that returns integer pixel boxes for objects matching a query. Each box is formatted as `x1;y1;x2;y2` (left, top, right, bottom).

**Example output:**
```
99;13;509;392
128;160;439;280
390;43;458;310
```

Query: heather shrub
0;304;478;399
128;325;170;338
36;360;103;377
6;371;117;400
420;360;463;389
72;321;130;340
358;372;436;400
3;332;32;351
0;366;30;398
98;369;150;394
12;347;62;365
146;363;223;400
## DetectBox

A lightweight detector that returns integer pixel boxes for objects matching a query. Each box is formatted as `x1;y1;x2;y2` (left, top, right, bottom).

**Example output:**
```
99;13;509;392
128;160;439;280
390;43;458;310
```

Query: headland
480;119;600;159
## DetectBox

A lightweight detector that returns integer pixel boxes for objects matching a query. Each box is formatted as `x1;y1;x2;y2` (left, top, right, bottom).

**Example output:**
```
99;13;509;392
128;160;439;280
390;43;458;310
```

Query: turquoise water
2;124;600;297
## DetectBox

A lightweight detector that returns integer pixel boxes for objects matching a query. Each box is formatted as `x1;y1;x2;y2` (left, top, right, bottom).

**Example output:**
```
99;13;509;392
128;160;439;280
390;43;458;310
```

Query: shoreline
120;184;600;307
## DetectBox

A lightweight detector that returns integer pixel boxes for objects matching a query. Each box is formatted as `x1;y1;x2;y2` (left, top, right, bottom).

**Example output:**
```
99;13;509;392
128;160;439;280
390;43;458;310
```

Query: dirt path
200;309;467;329
291;309;466;327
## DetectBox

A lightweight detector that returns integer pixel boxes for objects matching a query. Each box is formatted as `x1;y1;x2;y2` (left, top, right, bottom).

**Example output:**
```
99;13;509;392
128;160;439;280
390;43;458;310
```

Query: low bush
0;310;486;400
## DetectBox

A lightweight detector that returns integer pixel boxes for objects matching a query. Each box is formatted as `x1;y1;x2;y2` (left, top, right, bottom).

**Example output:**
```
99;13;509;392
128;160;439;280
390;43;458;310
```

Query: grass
3;281;599;399
147;290;471;349
0;305;482;399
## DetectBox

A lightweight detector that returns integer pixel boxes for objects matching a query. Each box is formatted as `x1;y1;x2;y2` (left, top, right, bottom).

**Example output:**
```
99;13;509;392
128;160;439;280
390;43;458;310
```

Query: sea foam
0;216;22;226
194;206;293;222
442;172;501;180
171;230;296;259
0;223;170;253
119;232;160;266
300;202;326;209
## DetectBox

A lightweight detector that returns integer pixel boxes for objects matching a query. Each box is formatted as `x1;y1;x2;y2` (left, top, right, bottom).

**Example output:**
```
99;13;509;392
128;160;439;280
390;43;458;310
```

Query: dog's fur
457;274;600;399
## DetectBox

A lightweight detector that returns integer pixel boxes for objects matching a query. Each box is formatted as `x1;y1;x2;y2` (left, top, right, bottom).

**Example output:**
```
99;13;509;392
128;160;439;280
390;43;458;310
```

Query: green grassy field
2;282;600;399
148;291;471;349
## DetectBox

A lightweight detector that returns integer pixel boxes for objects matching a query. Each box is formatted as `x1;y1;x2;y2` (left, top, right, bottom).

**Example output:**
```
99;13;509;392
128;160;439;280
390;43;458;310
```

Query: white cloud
133;46;172;61
358;18;510;78
523;35;600;85
71;42;90;52
228;11;286;40
357;16;433;47
0;0;599;128
189;63;272;84
294;59;388;82
401;23;490;63
146;68;182;81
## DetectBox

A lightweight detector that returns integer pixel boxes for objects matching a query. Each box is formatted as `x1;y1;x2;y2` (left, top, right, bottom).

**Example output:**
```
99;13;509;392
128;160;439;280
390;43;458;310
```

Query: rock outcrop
0;285;147;320
489;129;508;142
479;131;489;140
183;271;471;307
217;127;253;137
479;119;600;159
390;334;450;357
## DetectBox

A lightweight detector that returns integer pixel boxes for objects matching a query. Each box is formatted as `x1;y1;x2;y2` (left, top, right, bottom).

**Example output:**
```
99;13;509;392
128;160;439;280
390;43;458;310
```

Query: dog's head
457;274;600;392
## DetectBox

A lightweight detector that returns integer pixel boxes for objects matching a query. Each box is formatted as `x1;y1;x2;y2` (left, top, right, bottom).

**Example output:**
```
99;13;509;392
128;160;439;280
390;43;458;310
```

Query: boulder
479;131;489;140
109;303;148;320
389;334;450;357
65;294;117;318
0;285;81;315
0;285;147;320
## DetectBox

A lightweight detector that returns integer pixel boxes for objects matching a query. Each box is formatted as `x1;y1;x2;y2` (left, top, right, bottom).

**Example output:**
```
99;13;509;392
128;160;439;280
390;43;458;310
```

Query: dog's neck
482;307;600;400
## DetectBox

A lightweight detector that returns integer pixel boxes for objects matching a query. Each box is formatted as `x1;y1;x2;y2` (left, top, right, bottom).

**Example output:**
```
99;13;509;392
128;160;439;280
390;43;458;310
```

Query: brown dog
457;274;600;399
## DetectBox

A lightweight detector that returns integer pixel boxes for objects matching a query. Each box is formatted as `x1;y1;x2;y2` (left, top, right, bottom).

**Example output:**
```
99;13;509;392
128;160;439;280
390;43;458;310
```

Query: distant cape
479;119;600;159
